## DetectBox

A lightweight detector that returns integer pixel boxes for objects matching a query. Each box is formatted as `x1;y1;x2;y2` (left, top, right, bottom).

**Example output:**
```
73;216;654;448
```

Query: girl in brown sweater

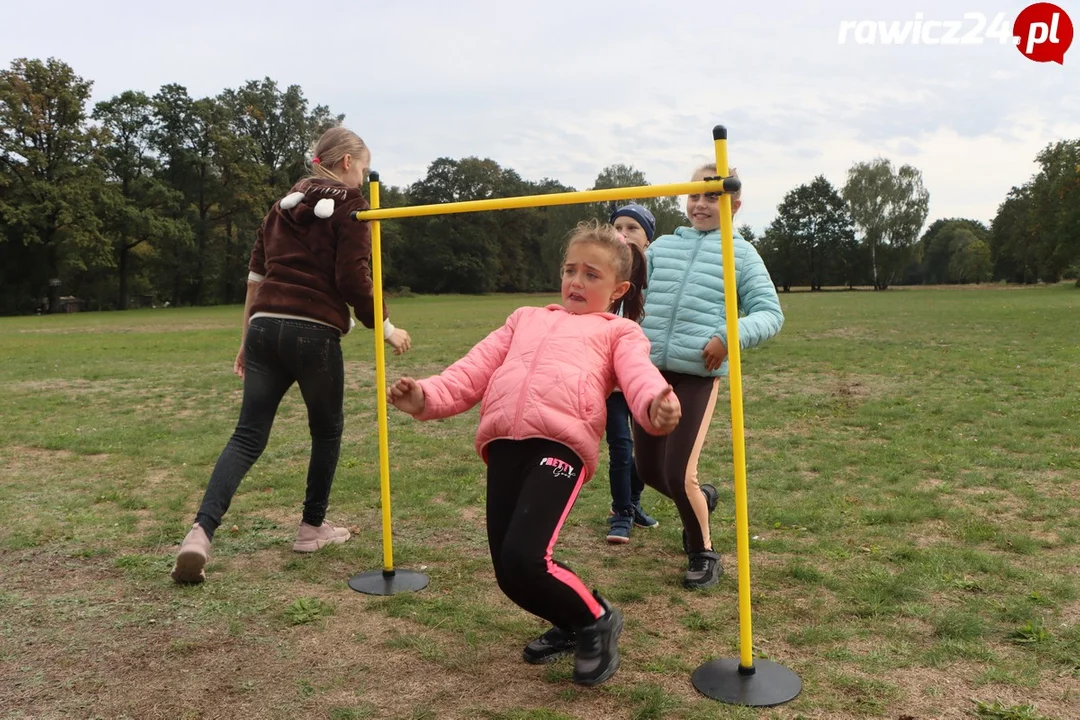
171;127;410;583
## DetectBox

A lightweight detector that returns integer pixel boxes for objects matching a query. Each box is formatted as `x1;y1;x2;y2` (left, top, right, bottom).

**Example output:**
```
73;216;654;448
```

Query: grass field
1;285;1078;720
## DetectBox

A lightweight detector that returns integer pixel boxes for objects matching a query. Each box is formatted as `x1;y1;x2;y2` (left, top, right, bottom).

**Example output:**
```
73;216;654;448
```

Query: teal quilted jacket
641;226;784;377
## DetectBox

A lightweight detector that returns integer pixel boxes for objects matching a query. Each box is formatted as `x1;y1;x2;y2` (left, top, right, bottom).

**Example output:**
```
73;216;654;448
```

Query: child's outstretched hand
387;377;425;415
649;385;681;434
387;327;412;355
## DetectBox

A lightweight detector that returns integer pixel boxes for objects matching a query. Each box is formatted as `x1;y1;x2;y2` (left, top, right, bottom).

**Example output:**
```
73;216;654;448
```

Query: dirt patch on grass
1056;600;1080;627
818;326;872;340
0;445;110;480
1017;469;1075;501
344;362;450;395
913;520;953;548
4;378;205;420
3;524;1078;720
887;662;1079;720
744;417;822;442
0;550;679;720
145;468;174;487
17;322;231;335
0;444;75;464
459;505;482;524
918;477;947;491
2;551;120;599
343;361;377;391
747;372;899;403
4;378;111;394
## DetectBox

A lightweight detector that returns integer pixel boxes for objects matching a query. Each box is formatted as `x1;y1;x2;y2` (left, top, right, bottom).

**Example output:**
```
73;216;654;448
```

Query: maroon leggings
632;370;721;553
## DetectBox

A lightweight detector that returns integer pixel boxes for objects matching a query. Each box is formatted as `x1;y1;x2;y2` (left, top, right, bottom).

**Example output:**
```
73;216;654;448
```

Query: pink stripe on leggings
544;468;604;620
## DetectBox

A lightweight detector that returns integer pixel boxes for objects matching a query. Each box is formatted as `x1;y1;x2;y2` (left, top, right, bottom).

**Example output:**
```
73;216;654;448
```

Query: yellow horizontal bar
352;179;733;222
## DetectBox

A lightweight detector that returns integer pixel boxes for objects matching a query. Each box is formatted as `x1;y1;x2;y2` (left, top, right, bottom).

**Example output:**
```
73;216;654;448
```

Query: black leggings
485;439;604;631
195;316;345;539
633;370;721;553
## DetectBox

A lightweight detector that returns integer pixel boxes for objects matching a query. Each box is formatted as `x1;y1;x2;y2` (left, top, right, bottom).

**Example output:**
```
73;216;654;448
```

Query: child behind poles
387;221;681;685
604;203;660;544
634;165;784;589
171;127;412;584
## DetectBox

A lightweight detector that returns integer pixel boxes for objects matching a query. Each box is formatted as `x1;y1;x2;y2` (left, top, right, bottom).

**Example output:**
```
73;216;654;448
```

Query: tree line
2;57;1077;316
754;141;1079;291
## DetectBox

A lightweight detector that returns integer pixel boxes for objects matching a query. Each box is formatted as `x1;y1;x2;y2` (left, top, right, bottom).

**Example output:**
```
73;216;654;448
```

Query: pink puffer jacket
414;304;670;480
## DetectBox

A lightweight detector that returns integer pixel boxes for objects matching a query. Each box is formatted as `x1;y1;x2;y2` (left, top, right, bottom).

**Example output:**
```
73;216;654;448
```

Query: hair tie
312;157;321;164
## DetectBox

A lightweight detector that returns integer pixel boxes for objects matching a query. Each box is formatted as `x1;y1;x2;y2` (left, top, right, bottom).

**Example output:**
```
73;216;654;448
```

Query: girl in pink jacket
388;221;681;687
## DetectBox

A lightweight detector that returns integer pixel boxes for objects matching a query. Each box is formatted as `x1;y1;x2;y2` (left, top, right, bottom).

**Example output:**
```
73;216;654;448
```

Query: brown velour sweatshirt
247;178;388;335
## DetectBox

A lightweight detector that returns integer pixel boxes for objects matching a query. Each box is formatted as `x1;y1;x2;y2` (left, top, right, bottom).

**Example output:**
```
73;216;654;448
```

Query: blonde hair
564;220;647;321
309;127;369;183
694;163;741;202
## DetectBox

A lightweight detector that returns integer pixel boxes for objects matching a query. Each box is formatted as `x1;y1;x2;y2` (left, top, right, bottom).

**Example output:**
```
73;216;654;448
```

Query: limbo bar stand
690;126;801;707
348;170;429;596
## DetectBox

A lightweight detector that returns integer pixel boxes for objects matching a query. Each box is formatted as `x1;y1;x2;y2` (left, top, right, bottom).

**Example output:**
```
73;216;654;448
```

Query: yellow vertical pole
368;172;395;573
713;127;754;671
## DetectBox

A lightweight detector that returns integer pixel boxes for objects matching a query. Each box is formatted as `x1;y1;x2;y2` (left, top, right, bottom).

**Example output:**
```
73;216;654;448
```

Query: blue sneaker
631;503;659;529
606;510;633;544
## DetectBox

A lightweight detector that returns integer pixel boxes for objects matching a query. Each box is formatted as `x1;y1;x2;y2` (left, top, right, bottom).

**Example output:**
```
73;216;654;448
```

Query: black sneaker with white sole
683;550;723;589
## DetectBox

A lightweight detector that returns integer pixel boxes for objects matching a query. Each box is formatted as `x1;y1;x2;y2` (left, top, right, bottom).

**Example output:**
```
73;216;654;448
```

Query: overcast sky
3;0;1078;233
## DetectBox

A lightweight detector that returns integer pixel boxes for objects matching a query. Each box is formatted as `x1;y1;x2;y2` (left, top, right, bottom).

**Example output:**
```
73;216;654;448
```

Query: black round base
692;658;802;707
348;569;429;596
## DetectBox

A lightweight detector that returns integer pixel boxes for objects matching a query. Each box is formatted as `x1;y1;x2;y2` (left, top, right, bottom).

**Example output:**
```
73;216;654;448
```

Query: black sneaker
572;593;623;686
682;483;720;553
523;626;575;664
683;550;723;589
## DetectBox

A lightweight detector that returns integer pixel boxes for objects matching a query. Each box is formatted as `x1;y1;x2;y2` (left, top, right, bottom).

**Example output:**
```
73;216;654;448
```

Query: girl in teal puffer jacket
633;164;784;589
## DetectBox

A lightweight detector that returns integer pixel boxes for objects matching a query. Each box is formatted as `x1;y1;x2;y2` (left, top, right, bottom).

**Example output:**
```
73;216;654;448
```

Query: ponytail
614;242;647;323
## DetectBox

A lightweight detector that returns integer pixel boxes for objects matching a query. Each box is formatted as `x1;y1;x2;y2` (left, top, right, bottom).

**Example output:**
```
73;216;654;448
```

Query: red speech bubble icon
1014;3;1073;64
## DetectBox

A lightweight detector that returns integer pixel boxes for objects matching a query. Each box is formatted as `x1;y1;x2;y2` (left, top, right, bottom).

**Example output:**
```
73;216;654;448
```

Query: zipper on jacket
512;312;566;435
661;232;705;368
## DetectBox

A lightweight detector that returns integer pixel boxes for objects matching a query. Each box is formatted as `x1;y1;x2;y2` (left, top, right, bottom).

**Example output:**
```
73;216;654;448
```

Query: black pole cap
369;170;380;182
713;125;727;140
723;177;742;194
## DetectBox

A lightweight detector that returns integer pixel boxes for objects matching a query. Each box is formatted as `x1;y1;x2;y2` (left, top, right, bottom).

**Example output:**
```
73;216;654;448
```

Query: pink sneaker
293;521;351;553
171;523;211;583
